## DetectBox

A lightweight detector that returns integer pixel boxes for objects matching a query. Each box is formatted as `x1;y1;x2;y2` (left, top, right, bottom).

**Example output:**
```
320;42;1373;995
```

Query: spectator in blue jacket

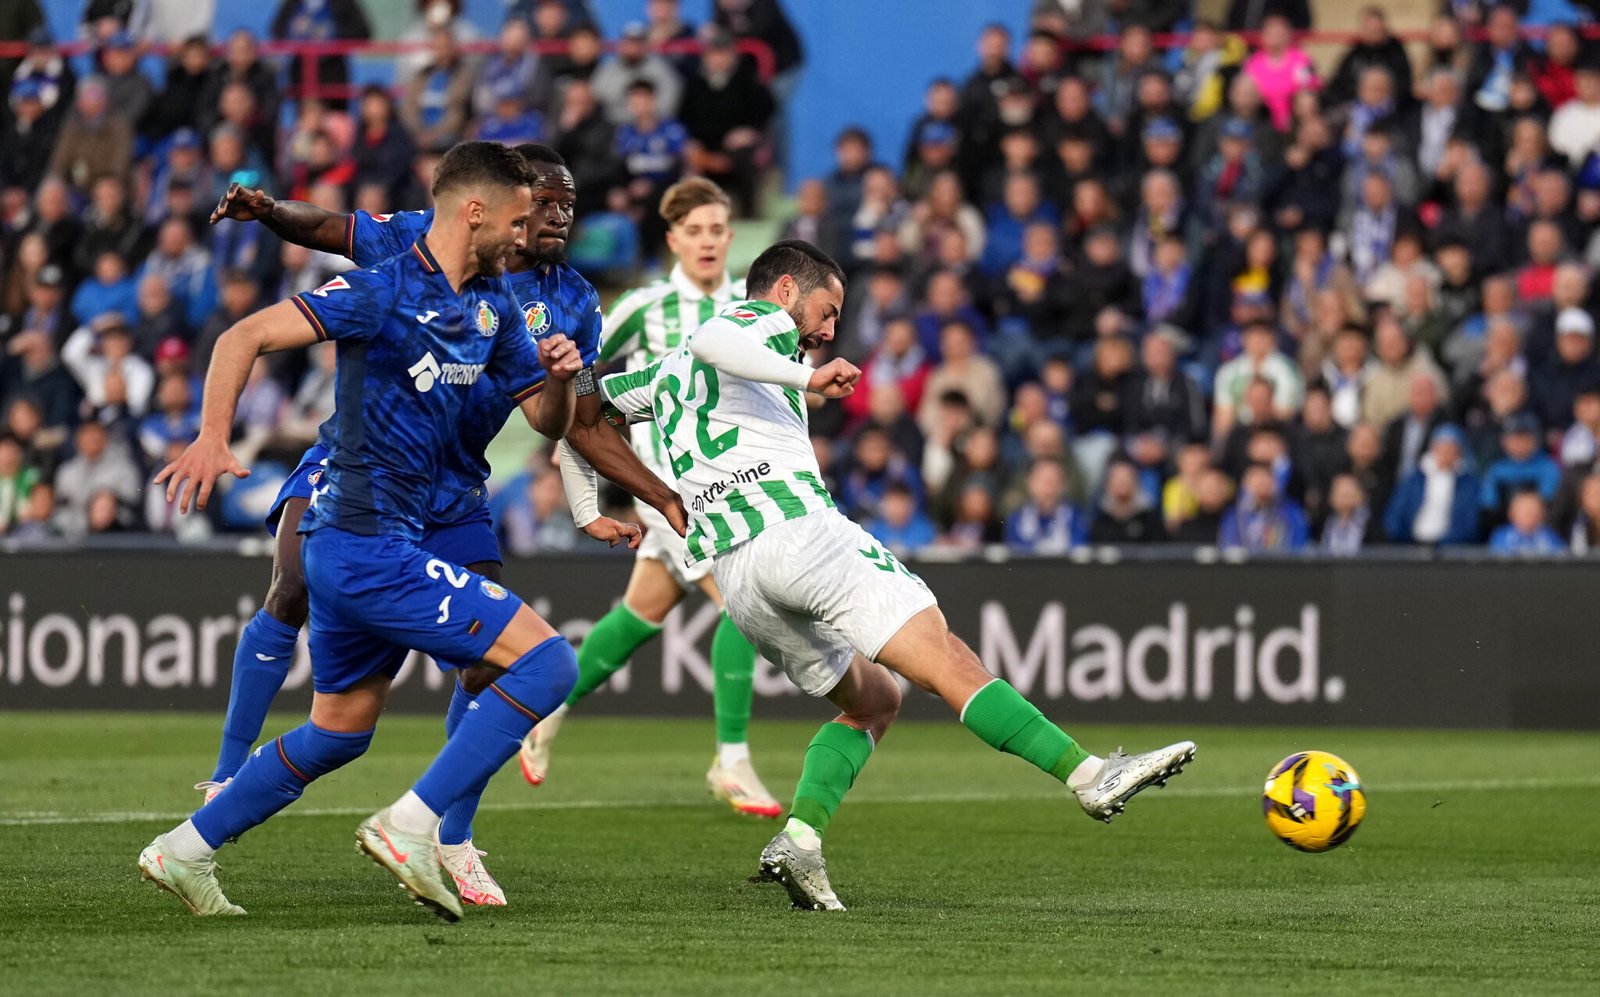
1005;457;1081;554
1219;462;1310;551
1488;491;1565;554
70;250;138;327
980;172;1059;277
1480;411;1562;530
865;481;937;555
1384;424;1481;545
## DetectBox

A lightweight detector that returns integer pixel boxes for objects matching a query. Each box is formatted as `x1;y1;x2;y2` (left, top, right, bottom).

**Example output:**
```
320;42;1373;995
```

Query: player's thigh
265;496;312;626
714;547;853;698
622;555;688;624
309;671;394;732
875;604;993;708
696;573;725;609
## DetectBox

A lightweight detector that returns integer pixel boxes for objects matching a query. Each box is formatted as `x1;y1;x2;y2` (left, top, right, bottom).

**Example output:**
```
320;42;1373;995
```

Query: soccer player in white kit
562;240;1197;911
521;178;782;817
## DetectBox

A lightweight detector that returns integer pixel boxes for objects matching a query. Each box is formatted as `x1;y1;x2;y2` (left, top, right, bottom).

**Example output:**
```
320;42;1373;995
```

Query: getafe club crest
522;300;550;338
474;300;499;337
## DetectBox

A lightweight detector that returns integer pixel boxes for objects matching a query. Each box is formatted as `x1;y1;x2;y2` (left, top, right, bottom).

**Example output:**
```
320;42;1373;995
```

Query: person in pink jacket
1243;14;1319;132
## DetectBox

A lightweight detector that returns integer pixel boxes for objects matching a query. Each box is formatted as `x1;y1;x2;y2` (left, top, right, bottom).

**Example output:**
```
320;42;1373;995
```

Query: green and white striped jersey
599;264;745;480
599;299;835;564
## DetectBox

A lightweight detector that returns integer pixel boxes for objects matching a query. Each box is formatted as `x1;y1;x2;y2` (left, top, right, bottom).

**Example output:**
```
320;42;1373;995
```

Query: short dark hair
746;239;846;298
431;141;534;200
513;143;566;169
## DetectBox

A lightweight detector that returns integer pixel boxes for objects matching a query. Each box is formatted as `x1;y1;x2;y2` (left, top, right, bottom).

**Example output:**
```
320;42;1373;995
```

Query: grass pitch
0;712;1594;995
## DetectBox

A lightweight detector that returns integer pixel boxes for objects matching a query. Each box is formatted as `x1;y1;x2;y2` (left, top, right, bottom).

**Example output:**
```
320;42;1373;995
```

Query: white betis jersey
599;299;834;564
599;264;745;480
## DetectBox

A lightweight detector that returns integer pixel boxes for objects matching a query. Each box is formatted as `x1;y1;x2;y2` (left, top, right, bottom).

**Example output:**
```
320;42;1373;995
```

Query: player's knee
285;723;373;781
846;669;902;737
458;665;498;696
498;636;579;719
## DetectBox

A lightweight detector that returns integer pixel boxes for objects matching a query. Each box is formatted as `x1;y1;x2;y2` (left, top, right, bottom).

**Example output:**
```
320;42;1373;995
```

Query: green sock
961;680;1090;783
789;722;875;835
711;612;757;745
567;603;662;706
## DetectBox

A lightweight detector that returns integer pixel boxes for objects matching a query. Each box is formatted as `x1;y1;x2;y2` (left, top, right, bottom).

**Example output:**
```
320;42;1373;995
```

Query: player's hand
538;334;583;382
661;495;690;537
806;358;861;399
153;433;250;513
582;516;643;549
211;183;275;225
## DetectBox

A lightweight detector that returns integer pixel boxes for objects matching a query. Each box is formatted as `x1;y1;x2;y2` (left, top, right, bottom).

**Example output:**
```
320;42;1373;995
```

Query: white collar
670;262;733;302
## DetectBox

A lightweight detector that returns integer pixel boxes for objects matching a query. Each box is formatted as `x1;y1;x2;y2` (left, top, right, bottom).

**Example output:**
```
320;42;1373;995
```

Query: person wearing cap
679;22;775;217
0;75;60;191
1384;423;1481;545
1480;411;1561;529
592;20;683;126
99;29;154;125
1529;305;1600;417
1194;116;1267;229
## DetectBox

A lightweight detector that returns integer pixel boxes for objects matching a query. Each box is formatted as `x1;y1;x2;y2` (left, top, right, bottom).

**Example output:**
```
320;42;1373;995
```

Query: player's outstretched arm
154;299;322;513
565;390;688;534
556;438;643;549
211;182;349;255
689;322;860;398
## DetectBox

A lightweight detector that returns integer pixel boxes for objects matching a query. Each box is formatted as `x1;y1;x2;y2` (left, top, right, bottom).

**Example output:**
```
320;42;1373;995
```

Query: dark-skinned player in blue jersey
194;146;684;907
138;143;598;922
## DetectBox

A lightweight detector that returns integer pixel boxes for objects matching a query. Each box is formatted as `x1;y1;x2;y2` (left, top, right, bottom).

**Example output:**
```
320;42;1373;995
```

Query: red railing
0;36;777;104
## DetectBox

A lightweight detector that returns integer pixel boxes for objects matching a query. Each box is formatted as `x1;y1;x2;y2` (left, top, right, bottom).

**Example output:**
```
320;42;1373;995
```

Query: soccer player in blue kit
196;146;680;906
139;143;592;921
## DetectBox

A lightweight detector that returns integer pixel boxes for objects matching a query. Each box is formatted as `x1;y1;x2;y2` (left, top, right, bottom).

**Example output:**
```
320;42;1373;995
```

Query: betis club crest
522;300;550;338
474;300;499;337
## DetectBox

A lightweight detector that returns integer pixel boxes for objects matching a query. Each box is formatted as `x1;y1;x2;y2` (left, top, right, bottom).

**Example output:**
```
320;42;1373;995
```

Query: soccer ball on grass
1261;750;1365;852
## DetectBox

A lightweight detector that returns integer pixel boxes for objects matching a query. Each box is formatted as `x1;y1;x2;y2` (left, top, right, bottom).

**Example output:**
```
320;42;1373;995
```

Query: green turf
0;712;1594;995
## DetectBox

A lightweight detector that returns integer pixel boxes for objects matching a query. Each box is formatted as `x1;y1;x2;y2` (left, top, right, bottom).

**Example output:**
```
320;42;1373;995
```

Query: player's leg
697;573;781;818
876;604;1195;822
351;538;577;919
519;553;681;785
434;549;510;907
202;494;312;793
140;646;396;917
758;654;901;911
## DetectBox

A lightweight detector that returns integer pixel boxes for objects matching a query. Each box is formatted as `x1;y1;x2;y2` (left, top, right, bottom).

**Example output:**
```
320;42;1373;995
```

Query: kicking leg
520;556;680;786
204;497;310;794
878;606;1195;823
699;575;780;818
757;656;901;911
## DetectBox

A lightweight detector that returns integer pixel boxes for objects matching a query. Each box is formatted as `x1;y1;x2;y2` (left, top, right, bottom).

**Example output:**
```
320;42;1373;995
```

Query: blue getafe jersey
346;209;603;520
293;238;544;541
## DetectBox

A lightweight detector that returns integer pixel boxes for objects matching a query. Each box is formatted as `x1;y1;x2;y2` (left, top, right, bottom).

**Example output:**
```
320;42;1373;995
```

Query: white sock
164;819;215;862
1066;755;1107;791
783;817;821;849
717;741;750;767
386;790;441;836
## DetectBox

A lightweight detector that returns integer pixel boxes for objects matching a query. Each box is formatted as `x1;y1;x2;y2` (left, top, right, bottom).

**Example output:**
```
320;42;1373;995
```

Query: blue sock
438;682;481;845
212;610;301;782
411;636;578;816
192;722;372;848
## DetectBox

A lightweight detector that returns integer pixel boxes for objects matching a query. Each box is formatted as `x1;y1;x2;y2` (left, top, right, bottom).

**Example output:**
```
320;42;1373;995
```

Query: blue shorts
420;505;500;568
265;444;330;538
301;527;523;694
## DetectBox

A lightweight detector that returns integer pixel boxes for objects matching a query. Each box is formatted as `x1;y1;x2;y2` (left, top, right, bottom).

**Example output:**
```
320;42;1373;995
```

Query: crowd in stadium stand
5;0;1600;559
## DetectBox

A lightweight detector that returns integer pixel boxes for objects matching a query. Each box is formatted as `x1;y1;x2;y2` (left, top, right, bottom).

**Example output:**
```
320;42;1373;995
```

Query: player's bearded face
475;186;532;276
790;281;845;352
523;168;576;266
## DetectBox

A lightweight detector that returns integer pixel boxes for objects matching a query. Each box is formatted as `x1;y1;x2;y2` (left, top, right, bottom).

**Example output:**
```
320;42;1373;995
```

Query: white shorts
713;511;938;697
634;500;713;587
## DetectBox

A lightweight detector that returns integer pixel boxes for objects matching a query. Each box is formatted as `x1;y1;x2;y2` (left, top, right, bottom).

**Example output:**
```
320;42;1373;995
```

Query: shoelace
193;780;225;793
